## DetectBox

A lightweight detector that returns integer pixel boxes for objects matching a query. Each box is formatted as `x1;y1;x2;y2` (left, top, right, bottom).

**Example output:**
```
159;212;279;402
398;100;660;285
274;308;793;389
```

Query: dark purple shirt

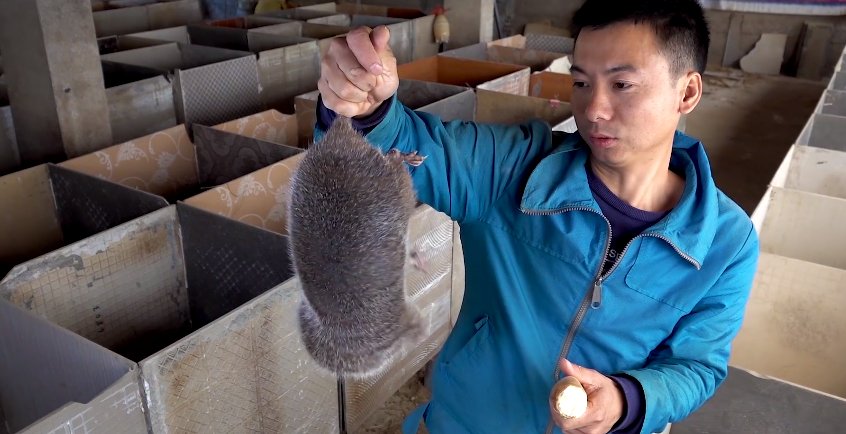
319;98;650;433
588;165;675;433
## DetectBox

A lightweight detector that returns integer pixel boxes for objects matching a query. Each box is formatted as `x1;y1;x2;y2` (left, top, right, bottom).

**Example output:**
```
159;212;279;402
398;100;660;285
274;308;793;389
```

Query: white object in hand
552;376;588;419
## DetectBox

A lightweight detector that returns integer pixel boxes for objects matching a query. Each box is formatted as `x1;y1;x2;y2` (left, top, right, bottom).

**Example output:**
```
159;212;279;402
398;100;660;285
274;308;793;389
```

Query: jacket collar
519;131;719;268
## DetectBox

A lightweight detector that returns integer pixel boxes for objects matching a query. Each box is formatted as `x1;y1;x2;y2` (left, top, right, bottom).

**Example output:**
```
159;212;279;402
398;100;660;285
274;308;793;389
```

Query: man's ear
678;71;703;115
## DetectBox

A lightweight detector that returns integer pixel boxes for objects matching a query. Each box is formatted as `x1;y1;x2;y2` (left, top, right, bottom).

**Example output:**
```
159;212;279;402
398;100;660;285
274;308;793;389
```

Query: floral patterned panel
212;109;298;147
183;153;305;235
59;125;198;199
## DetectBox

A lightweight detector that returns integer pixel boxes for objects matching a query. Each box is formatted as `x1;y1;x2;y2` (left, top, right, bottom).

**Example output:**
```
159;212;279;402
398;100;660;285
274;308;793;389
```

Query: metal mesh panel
193;125;302;188
141;278;339;434
21;376;147;434
0;207;188;360
176;56;262;129
345;206;454;430
178;204;295;329
525;34;575;54
51;165;170;246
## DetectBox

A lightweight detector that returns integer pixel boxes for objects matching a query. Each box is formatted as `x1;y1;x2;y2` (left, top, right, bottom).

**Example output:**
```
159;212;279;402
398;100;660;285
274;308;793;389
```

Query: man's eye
614;82;632;89
573;81;587;88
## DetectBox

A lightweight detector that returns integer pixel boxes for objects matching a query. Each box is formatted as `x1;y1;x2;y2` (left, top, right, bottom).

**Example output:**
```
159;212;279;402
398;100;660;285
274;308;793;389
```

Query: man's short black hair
572;0;710;76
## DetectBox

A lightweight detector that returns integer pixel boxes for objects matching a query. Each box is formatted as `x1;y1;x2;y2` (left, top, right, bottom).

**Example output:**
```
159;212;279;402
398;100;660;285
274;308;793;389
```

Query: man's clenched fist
318;25;399;118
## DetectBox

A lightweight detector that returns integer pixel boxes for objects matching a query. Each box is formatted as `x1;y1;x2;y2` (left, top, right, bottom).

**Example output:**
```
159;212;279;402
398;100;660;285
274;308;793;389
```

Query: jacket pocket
624;239;702;314
442;315;491;367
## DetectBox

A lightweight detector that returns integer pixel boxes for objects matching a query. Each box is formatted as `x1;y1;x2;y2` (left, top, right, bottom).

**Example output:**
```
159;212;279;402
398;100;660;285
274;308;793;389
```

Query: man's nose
584;87;612;122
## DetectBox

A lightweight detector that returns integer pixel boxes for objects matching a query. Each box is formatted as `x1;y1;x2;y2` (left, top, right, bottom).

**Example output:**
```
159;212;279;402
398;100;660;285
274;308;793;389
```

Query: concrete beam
0;0;112;164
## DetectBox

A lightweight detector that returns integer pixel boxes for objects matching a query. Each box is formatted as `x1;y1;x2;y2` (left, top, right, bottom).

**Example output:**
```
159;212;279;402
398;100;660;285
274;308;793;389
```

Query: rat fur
287;116;424;378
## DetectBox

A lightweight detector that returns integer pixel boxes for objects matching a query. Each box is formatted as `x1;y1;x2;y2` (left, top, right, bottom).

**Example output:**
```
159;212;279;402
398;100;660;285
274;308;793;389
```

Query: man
316;0;759;433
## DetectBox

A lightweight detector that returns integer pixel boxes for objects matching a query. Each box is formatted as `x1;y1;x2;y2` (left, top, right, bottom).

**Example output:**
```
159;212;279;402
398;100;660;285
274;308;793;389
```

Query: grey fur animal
288;116;423;377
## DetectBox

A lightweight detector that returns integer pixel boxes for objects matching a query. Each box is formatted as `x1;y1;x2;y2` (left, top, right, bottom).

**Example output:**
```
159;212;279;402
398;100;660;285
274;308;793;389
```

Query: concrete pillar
0;0;112;164
444;0;495;48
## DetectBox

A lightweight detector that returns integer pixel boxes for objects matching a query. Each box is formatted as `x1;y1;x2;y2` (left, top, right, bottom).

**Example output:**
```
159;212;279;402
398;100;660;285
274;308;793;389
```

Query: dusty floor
687;67;825;213
358;67;826;433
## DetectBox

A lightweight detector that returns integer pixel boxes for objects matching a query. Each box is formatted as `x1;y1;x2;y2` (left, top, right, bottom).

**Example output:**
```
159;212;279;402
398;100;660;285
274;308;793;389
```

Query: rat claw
387;149;427;167
409;250;429;273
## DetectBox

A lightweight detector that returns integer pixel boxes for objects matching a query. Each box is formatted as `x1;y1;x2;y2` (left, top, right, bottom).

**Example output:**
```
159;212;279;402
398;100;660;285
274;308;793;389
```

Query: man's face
571;23;686;169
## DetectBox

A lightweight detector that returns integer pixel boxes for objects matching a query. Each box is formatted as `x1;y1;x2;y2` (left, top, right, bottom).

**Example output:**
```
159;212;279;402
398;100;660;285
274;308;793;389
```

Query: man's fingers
347;26;383;75
330;41;378;92
370;25;391;54
320;59;369;103
318;78;365;118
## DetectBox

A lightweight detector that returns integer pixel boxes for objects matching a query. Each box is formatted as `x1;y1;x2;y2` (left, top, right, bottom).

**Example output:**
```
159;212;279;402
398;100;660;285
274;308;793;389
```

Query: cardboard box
734;184;846;401
306;14;415;63
398;56;530;96
730;249;846;400
332;3;426;19
186;16;293;52
93;0;202;37
59;111;300;202
208;15;293;29
127;25;191;44
97;34;169;54
769;145;846;200
249;35;322;113
0;300;147;434
298;2;338;13
441;44;568;72
294;91;321;147
146;0;203;29
251;20;349;40
488;34;529;49
328;3;438;60
93;4;148;36
101;61;178;144
101;43;262;130
0;164;168;279
529;71;575;102
831;71;846;90
249;20;350;55
475;88;572;127
142;273;339;433
0;204;297;433
183;153;304;232
183;156;456;431
397;79;477;122
819;89;846;117
257;7;340;21
755;187;846;270
212;108;299;146
795;112;846;152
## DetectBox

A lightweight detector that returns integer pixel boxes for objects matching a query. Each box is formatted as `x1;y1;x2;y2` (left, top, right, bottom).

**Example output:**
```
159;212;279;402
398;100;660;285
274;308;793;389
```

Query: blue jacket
315;95;760;434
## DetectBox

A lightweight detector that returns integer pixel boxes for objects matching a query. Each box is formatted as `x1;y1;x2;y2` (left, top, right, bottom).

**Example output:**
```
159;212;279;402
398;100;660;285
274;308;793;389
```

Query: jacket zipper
523;206;609;434
523;206;612;381
523;207;699;434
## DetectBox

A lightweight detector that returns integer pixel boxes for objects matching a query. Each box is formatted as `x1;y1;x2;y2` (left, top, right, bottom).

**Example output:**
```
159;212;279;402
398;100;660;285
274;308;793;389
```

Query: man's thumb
559;359;594;382
371;25;391;53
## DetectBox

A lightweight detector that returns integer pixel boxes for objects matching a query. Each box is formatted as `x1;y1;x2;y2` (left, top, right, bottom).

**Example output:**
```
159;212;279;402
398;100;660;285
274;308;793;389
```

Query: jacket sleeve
315;94;558;223
622;226;760;434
